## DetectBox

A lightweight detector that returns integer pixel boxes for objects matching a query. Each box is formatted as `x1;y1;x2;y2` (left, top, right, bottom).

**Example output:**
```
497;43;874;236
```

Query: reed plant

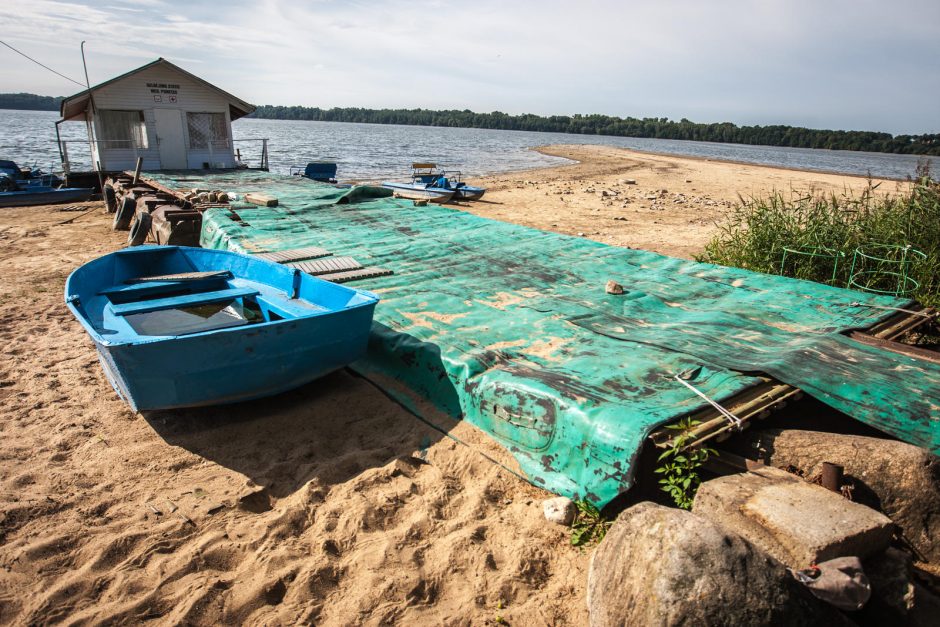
698;162;940;307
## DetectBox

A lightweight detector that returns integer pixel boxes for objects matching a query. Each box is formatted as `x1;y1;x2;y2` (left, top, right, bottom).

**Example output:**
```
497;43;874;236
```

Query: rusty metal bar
821;462;844;492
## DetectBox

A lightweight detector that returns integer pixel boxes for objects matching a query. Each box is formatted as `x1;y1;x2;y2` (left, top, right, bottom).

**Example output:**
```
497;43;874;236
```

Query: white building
58;58;259;172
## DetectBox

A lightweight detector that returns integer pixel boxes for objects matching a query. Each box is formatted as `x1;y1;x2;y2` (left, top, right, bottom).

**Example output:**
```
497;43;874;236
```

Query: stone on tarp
693;466;894;568
587;502;849;627
728;428;940;563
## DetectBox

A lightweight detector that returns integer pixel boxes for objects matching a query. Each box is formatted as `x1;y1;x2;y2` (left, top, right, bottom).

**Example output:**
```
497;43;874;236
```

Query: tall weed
698;163;940;306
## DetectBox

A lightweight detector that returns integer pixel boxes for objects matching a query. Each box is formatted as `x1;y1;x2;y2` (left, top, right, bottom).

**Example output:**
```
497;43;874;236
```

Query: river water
0;109;933;181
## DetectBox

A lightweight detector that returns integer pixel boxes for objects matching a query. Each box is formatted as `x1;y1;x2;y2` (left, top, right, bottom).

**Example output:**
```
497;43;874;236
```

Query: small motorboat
0;159;93;207
382;163;455;203
65;245;380;411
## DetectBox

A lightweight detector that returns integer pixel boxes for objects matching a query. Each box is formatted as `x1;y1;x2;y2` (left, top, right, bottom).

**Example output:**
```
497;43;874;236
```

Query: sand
473;145;907;259
0;146;902;625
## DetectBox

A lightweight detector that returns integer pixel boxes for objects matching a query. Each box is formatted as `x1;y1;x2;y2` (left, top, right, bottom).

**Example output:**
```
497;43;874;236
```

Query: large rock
728;429;940;562
587;502;849;627
693;466;893;568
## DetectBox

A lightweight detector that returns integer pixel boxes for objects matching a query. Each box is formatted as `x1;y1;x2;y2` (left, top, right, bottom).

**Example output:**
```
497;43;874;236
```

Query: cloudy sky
2;0;938;134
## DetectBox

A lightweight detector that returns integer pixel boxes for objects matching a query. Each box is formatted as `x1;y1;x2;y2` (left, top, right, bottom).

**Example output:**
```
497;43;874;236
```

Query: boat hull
453;186;485;201
65;246;379;412
92;303;374;411
381;182;454;203
0;187;94;208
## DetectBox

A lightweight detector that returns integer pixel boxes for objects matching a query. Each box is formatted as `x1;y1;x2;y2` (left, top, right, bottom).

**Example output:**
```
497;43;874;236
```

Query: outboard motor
0;173;17;192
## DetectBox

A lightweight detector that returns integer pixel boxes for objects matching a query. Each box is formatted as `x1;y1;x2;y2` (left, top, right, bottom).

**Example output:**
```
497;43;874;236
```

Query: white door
153;109;187;169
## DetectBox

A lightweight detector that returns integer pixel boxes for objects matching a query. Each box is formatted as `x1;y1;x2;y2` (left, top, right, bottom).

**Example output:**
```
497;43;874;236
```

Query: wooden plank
319;267;393;283
255;246;331;263
849;332;940;365
286;256;362;276
111;287;258;316
650;380;803;450
125;270;233;284
245;192;278;207
865;306;936;340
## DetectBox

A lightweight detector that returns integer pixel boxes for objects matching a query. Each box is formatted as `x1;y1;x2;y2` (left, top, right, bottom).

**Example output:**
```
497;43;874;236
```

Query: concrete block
245;192;278;207
693;466;894;568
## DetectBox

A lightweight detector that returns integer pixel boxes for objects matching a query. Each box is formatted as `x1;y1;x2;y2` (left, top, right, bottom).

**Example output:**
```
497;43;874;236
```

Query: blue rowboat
65;245;380;412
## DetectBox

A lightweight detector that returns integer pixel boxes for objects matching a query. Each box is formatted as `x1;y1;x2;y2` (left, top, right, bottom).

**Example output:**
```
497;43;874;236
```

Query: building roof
59;58;256;122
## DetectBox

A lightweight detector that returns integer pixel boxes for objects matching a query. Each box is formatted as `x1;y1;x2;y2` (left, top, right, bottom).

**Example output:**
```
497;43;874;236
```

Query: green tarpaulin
144;170;940;504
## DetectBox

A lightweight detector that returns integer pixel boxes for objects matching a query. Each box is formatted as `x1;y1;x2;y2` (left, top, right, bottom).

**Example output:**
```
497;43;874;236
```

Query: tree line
249;105;939;156
0;93;64;111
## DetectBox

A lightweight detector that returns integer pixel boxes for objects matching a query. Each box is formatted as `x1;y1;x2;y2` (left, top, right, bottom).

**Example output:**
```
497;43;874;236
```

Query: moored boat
65;245;380;411
0;184;96;208
0;159;93;207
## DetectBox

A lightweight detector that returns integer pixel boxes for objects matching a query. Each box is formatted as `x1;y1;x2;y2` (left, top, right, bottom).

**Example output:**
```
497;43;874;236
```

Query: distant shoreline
527;144;915;183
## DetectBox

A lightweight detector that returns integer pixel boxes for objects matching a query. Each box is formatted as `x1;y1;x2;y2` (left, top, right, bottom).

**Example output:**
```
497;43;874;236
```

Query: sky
2;0;938;135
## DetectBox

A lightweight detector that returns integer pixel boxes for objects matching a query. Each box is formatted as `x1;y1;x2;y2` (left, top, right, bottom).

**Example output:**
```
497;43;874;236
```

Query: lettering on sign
146;82;180;100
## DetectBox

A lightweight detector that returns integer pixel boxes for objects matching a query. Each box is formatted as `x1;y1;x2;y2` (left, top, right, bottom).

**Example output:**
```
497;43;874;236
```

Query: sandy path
0;204;587;625
472;145;907;259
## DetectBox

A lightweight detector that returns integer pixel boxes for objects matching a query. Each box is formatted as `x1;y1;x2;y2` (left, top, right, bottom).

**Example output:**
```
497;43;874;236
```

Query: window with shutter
186;113;229;150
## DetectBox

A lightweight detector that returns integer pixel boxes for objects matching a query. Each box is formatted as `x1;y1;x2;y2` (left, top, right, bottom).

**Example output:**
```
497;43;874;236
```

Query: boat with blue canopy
65;245;380;411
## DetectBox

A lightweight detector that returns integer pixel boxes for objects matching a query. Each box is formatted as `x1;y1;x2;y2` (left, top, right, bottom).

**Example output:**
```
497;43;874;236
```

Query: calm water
0;109;933;181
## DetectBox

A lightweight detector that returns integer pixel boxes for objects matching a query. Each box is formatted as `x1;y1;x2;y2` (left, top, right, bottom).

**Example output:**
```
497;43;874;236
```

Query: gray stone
542;496;575;526
693;466;894;568
729;429;940;562
587;502;849;627
605;280;624;295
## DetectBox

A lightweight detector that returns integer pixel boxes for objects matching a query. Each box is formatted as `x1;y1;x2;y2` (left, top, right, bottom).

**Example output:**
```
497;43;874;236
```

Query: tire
127;211;152;246
103;184;117;213
113;196;136;231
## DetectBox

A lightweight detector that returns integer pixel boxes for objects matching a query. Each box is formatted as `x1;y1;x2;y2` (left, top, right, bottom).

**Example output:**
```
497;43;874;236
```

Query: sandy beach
474;145;904;259
0;146;907;625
